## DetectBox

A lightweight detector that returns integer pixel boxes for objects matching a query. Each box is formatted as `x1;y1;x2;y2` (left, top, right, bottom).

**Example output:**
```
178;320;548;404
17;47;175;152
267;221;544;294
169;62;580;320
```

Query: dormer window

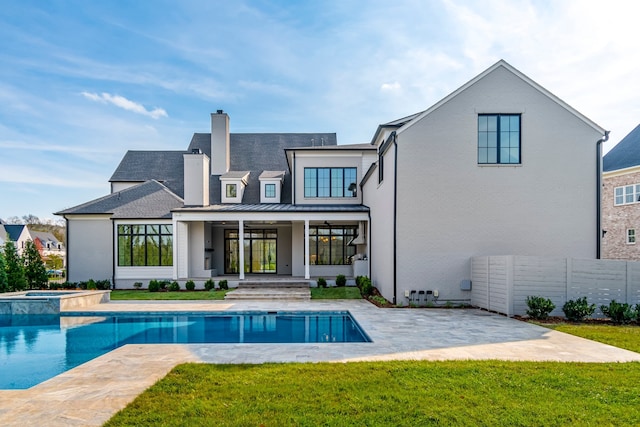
226;184;237;198
259;171;284;203
220;171;250;203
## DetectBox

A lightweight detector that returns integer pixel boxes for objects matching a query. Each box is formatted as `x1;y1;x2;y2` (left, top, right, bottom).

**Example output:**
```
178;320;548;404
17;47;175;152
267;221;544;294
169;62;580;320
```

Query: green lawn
105;360;640;426
110;290;229;300
310;286;362;299
538;322;640;353
111;286;362;301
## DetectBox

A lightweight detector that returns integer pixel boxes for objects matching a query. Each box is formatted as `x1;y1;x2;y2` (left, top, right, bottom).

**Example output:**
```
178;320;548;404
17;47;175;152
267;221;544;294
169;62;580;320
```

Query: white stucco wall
391;65;603;303
66;216;113;283
362;144;396;301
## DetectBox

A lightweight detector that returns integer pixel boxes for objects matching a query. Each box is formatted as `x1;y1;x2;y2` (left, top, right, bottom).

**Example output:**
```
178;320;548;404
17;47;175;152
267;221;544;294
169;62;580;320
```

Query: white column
304;219;310;279
238;220;245;280
175;220;189;280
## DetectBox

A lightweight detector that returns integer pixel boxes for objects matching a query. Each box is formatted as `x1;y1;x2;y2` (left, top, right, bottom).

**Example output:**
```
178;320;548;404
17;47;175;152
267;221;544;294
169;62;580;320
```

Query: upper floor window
265;183;276;198
614;184;640;206
478;114;520;164
304;167;357;198
226;183;237;198
378;152;384;184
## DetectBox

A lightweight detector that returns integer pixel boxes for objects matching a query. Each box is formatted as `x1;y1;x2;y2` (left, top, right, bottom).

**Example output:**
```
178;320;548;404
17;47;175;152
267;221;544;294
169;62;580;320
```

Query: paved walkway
1;299;639;426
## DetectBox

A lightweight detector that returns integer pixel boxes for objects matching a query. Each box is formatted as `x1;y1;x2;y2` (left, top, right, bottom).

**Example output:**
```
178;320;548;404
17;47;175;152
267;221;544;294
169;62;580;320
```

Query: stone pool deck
1;299;640;426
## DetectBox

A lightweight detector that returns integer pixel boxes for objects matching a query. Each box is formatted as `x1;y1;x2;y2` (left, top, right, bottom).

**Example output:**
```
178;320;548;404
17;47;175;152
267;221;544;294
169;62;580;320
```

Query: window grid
614;184;640;206
308;226;357;265
478;114;521;164
627;229;636;245
118;224;173;266
265;183;276;198
304;167;357;198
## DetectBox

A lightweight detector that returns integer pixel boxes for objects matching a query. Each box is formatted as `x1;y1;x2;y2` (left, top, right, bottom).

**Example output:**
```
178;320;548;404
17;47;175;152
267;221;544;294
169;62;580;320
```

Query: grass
111;286;362;301
105;360;640;426
110;290;229;300
310;286;362;299
537;322;640;353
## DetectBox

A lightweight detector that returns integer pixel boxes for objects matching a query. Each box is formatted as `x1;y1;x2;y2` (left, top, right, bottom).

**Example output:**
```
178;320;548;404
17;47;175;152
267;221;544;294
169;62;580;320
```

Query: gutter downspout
392;131;398;305
596;130;610;259
292;152;296;205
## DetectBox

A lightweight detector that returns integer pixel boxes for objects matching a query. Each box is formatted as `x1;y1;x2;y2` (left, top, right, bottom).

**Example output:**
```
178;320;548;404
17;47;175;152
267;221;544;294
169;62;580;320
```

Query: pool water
0;311;369;389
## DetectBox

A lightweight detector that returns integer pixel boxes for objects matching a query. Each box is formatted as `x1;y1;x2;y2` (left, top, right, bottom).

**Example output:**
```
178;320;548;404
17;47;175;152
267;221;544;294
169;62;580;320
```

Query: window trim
264;183;276;198
614;183;640;206
477;114;521;165
627;229;636;245
226;183;237;198
303;167;357;198
117;224;173;267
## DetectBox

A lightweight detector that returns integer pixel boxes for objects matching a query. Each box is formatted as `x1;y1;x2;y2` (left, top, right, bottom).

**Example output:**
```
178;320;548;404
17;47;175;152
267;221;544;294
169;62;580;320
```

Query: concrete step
237;281;311;289
224;286;311;301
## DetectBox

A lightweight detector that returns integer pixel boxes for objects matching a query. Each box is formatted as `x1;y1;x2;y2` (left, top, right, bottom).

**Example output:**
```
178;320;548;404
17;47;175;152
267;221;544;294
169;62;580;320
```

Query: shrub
204;279;216;291
218;279;228;290
133;282;143;290
562;297;596;322
95;279;111;290
185;280;196;291
87;279;97;290
158;280;170;291
600;300;637;324
526;296;556;320
317;277;327;288
355;276;365;288
359;277;373;296
168;281;180;292
148;280;160;292
335;274;346;287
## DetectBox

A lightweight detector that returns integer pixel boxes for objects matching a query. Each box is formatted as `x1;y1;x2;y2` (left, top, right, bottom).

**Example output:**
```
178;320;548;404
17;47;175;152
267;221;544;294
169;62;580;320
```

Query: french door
225;229;277;274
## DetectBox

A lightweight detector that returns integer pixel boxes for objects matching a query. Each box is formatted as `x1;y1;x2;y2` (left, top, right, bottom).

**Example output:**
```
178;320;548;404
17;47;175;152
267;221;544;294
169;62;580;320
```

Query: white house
56;60;606;305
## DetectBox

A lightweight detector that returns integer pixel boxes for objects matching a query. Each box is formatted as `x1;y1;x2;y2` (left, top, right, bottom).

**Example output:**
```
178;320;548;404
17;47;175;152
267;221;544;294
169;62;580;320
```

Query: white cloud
380;82;401;92
81;91;168;119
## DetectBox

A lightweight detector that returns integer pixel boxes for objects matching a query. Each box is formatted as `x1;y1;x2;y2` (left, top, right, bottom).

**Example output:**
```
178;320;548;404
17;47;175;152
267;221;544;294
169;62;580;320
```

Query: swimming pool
0;311;370;389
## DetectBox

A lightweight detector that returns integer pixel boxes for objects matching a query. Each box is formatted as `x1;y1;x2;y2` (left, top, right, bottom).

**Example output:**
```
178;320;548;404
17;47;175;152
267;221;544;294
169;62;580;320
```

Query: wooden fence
470;256;640;317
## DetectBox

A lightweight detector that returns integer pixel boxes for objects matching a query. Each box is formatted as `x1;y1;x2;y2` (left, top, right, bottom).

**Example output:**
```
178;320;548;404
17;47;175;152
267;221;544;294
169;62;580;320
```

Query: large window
304;167;357;198
478;114;521;164
118;224;173;266
309;226;356;265
614;184;640;206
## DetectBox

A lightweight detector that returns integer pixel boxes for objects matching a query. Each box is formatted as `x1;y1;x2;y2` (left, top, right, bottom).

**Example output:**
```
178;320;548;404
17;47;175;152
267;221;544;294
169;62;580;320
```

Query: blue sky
1;0;639;221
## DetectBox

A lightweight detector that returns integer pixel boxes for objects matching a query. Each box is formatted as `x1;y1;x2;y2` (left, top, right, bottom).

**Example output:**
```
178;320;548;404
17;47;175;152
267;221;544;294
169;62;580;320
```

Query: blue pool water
0;311;369;389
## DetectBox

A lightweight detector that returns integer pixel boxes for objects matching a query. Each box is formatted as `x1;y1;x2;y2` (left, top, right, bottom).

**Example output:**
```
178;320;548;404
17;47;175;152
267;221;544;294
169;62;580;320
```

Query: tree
24;240;48;289
4;240;26;292
0;251;8;293
45;254;64;270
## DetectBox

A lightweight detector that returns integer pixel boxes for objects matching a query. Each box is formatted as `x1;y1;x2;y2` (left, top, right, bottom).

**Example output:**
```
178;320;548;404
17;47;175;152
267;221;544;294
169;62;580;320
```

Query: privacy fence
471;256;640;317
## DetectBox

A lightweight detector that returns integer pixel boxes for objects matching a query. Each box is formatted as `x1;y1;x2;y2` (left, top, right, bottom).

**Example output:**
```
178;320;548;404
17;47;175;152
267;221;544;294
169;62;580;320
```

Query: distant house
1;223;65;263
602;124;640;260
57;60;606;304
0;219;6;247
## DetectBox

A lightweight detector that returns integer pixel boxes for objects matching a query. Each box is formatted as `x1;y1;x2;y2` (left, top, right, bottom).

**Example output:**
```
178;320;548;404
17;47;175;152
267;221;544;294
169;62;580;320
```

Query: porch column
238;220;245;280
304;219;310;279
174;220;189;280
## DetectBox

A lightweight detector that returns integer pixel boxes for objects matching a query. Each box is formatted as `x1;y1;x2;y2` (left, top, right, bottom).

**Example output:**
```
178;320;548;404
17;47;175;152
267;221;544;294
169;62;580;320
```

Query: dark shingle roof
603;124;640;172
56;180;183;219
109;151;186;198
4;224;25;242
188;132;337;204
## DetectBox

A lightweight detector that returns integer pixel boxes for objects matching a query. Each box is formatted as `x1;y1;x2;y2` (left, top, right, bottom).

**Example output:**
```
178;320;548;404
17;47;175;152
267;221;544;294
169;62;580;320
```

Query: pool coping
2;299;640;426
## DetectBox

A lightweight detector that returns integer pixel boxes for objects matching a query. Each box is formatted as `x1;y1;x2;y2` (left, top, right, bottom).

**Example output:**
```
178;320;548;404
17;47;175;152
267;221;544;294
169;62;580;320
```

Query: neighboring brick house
602;124;640;260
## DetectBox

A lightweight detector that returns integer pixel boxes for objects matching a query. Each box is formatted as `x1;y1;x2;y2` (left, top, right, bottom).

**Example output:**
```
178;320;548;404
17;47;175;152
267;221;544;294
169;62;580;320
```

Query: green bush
526;296;556;320
158;280;170;291
87;279;97;290
133;282;143;290
218;279;228;290
562;297;596;322
185;280;196;291
335;274;346;287
317;277;327;288
148;280;160;292
95;279;111;290
168;281;180;292
359;277;373;296
355;276;365;288
204;279;216;291
600;300;637;324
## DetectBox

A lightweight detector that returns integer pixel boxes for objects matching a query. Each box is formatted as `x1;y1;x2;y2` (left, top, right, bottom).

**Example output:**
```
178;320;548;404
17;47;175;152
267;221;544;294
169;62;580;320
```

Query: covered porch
171;206;370;282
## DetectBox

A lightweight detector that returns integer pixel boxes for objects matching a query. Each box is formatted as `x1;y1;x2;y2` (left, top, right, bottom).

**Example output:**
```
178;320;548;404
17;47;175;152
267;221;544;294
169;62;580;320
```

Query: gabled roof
4;224;25;242
188;132;336;204
30;230;62;246
603;124;640;172
369;112;423;145
56;180;183;219
394;59;606;139
109;151;186;198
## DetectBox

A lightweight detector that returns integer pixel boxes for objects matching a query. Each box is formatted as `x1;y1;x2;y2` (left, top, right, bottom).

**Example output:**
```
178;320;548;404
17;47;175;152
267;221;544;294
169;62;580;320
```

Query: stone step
224;286;311;301
237;281;311;289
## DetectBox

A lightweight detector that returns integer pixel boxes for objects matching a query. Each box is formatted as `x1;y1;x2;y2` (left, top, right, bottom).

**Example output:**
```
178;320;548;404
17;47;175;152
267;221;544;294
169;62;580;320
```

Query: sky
1;0;639;222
